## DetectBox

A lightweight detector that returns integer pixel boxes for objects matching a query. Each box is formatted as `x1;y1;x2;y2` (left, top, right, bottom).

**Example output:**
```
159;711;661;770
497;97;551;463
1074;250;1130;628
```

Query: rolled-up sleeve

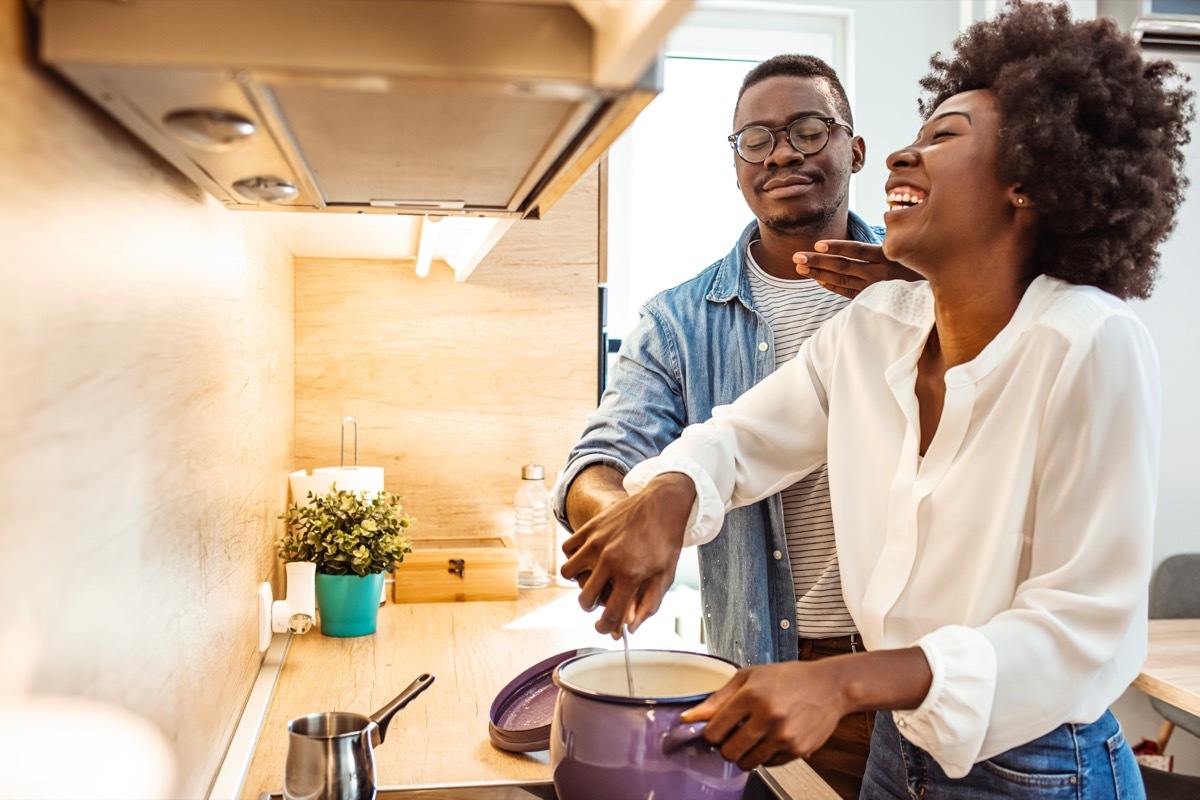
553;305;686;530
624;453;727;547
896;626;998;777
623;318;839;544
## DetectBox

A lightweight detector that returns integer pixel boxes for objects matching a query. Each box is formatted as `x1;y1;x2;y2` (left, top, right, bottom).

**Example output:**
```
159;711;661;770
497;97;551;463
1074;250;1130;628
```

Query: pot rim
286;710;374;739
551;649;739;706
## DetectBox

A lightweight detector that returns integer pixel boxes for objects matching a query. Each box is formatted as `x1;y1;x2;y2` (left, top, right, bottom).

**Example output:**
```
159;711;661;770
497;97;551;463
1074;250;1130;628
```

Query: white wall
813;0;963;226
1116;47;1200;775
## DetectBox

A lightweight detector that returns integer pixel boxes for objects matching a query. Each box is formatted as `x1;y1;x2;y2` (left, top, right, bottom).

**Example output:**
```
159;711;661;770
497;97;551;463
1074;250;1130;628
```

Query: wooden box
392;536;518;603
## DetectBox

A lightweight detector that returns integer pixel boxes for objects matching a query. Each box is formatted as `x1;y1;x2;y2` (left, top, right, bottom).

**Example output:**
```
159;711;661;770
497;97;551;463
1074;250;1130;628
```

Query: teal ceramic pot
315;572;385;637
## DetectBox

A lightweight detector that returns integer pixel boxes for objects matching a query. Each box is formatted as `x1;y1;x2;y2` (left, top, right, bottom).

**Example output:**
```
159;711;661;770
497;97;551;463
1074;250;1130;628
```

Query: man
553;55;914;798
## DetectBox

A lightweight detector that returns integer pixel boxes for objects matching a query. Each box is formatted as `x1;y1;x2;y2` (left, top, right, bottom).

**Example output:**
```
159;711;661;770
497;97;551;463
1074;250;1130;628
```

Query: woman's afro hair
918;0;1194;299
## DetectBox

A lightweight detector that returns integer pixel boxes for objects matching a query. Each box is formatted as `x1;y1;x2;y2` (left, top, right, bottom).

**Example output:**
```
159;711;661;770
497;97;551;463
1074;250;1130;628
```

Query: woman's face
881;89;1016;273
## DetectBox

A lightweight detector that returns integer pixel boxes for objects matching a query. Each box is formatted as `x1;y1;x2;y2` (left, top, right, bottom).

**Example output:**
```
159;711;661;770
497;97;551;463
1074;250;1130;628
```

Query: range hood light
369;199;467;211
232;176;300;204
162;108;256;150
505;80;596;102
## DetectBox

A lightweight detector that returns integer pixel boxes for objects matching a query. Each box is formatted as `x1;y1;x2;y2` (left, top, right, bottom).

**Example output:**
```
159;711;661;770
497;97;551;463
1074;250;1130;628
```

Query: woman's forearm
831;647;933;715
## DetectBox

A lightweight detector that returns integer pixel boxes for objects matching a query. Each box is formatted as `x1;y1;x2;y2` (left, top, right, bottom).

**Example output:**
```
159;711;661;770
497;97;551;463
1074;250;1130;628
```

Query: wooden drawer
392;536;518;603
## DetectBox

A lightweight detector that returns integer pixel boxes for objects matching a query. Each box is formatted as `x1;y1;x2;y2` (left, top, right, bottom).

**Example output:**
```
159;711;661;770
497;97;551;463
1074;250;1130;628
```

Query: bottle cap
522;464;545;480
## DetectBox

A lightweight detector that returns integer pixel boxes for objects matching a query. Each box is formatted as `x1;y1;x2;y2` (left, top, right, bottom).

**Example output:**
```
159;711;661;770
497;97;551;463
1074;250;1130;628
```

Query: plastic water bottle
515;464;555;589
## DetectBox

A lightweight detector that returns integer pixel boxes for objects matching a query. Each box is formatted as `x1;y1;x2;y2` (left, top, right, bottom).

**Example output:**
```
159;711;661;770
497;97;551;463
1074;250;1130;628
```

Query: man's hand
560;472;695;636
794;239;921;299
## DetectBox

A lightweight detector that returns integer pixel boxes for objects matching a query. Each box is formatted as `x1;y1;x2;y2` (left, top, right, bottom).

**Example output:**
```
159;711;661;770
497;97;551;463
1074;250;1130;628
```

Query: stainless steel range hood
36;0;691;222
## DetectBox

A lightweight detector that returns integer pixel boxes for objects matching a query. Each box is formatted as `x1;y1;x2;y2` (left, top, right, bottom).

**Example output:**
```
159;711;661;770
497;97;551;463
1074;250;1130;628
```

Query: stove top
260;769;790;799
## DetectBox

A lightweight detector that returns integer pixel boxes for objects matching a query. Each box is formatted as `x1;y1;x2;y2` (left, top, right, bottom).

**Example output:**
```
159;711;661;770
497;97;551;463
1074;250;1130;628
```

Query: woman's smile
883;184;928;225
885;186;927;210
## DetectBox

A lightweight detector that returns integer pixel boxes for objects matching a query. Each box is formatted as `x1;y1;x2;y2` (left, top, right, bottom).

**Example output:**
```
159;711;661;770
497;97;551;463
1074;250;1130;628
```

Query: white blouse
624;275;1160;777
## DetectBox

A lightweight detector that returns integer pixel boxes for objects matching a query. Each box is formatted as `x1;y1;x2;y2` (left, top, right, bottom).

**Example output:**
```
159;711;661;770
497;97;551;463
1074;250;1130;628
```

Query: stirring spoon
621;623;635;697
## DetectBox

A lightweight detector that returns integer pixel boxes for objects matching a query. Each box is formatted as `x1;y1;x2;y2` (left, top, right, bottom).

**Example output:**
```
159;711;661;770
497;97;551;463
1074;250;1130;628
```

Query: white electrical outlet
257;583;273;653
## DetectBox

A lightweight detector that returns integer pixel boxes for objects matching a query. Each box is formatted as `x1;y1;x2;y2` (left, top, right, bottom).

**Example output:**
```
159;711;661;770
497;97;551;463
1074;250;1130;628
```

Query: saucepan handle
661;720;709;754
370;673;436;745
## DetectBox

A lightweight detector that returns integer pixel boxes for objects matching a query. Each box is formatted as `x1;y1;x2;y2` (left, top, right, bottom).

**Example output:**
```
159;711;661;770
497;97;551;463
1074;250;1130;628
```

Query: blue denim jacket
554;214;885;666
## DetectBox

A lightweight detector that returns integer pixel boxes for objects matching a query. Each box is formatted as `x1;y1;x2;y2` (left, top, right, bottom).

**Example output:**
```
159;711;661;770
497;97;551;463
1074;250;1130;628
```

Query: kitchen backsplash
294;169;599;541
0;0;599;794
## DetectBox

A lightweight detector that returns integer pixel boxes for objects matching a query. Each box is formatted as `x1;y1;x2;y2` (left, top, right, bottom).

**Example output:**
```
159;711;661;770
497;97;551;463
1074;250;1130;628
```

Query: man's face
732;75;864;236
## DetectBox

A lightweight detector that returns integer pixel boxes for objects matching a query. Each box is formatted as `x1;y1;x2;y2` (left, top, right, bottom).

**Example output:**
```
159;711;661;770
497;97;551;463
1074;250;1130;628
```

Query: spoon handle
621;625;635;697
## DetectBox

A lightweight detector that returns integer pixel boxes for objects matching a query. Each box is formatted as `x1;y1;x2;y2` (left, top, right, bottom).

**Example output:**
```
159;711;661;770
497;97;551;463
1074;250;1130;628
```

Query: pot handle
370;673;436;745
661;720;710;754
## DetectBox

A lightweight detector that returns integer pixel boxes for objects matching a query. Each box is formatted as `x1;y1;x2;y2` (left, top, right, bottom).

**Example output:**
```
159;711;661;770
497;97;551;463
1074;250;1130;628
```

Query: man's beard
758;199;842;237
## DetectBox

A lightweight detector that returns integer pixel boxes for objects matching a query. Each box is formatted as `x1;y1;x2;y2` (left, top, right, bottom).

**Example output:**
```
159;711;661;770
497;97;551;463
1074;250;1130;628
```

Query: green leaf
277;483;413;575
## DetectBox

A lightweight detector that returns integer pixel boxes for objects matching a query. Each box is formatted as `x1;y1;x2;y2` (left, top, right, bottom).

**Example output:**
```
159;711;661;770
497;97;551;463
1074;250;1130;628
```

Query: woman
560;2;1194;796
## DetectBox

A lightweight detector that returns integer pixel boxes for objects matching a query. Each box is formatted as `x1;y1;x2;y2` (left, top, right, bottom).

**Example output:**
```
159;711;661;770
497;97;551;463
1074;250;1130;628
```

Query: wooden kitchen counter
239;586;838;799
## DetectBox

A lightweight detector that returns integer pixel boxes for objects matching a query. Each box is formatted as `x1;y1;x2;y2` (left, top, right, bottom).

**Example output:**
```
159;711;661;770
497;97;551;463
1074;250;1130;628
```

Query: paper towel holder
341;416;358;469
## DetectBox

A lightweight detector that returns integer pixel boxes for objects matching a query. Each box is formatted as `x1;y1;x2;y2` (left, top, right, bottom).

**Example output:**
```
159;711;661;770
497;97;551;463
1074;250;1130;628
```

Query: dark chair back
1140;762;1200;800
1149;554;1200;620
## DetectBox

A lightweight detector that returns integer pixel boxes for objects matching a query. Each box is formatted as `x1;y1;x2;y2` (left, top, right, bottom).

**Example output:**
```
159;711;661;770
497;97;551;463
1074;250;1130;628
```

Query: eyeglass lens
736;117;832;162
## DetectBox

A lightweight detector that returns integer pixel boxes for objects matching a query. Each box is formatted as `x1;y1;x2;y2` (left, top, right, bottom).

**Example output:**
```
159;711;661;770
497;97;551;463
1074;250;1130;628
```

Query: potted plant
277;483;414;637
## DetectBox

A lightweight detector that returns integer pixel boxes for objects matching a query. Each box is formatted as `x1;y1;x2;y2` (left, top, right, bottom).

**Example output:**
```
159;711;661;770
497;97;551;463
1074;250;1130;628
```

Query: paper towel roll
289;467;385;505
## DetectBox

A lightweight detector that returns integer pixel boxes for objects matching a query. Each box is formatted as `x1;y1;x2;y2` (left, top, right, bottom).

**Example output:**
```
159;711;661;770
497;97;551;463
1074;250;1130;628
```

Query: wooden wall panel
0;3;294;795
295;171;599;541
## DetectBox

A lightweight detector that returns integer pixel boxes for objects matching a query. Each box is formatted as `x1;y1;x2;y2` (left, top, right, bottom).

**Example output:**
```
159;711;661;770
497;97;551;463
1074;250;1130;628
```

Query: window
604;2;851;356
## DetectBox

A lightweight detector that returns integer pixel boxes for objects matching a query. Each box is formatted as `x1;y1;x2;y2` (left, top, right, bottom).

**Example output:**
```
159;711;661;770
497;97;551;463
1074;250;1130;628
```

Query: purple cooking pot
550;649;747;800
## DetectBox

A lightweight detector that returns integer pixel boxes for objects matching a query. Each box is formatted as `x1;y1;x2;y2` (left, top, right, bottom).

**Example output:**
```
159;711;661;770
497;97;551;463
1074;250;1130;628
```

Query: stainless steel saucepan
283;673;435;800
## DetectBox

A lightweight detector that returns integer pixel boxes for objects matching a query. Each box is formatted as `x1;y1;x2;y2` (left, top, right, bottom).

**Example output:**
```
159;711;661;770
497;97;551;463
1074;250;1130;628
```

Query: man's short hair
736;54;854;127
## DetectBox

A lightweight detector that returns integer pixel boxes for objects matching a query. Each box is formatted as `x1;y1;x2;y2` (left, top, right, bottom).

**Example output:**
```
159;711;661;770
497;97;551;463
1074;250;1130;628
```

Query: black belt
797;633;863;659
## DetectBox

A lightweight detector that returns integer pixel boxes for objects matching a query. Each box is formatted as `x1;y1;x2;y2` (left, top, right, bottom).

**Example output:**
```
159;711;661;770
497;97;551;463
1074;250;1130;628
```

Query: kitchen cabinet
239;587;838;798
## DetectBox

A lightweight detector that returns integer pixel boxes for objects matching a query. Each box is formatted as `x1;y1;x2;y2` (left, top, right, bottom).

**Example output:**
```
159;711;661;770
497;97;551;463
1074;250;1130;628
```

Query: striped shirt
745;242;858;637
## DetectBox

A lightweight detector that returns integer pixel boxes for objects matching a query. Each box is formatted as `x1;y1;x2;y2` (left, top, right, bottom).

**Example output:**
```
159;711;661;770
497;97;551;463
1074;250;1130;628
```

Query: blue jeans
860;709;1145;799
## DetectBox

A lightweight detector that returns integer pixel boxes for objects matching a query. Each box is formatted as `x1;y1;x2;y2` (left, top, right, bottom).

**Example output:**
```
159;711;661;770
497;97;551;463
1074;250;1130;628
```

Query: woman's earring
1016;197;1025;205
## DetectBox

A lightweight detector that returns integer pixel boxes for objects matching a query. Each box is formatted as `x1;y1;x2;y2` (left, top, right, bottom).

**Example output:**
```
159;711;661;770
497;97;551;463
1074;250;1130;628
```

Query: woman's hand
794;240;922;299
680;660;852;770
680;648;934;771
560;472;695;636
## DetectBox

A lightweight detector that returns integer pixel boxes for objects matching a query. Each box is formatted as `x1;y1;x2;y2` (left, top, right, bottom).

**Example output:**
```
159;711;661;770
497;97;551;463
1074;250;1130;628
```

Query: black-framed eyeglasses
727;116;853;163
